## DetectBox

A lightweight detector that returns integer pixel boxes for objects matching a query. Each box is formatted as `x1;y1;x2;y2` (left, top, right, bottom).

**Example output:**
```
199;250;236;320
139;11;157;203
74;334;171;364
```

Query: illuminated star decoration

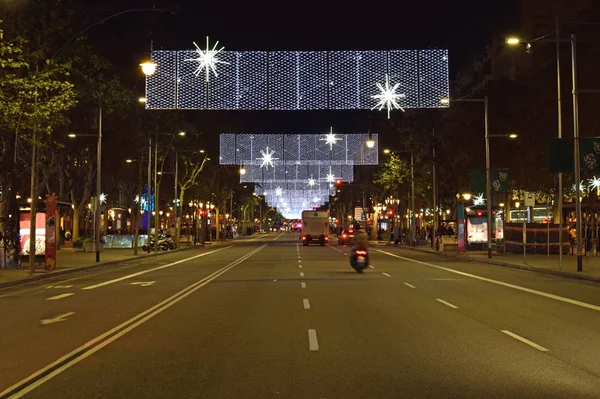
320;127;342;151
257;146;279;169
371;73;406;119
184;36;229;82
472;194;485;206
99;193;107;204
326;167;336;183
589;176;600;190
275;186;283;196
308;176;316;187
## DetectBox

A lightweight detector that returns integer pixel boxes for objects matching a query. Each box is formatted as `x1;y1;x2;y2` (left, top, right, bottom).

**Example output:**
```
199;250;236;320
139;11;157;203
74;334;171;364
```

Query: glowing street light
138;97;147;103
505;37;521;45
140;61;157;76
178;131;186;137
509;133;519;139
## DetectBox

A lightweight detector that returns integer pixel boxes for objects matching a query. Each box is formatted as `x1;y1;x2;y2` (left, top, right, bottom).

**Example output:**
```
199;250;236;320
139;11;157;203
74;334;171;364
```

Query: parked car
338;229;355;245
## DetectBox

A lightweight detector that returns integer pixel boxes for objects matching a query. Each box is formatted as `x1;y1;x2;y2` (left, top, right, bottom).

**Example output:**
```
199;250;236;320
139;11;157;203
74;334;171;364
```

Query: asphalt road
1;232;600;398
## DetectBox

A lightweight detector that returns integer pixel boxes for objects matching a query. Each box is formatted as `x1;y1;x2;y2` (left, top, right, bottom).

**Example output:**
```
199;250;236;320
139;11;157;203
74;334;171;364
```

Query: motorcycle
350;247;369;273
142;231;177;252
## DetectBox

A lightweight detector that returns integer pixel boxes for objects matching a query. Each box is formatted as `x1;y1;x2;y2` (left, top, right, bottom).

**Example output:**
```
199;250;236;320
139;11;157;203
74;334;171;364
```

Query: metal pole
154;126;159;252
28;128;37;274
147;136;151;252
484;96;493;259
411;152;416;246
556;17;564;269
174;150;180;247
571;33;583;272
133;156;142;255
95;106;102;263
432;128;437;250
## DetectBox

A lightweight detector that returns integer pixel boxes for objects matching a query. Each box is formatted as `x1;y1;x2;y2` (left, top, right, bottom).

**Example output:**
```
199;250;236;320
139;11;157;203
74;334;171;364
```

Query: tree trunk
72;207;81;242
215;208;221;240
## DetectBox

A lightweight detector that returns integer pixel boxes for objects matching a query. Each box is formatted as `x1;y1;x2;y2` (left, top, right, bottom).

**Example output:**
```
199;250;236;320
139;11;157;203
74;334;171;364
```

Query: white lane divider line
382;272;392;277
303;299;311;310
369;265;375;269
436;298;458;309
1;245;267;399
46;285;73;289
301;282;306;288
403;282;416;289
377;249;600;313
298;259;302;263
501;330;549;352
46;293;75;301
299;265;302;268
308;329;319;351
82;246;229;290
343;253;348;256
300;272;305;277
41;312;75;325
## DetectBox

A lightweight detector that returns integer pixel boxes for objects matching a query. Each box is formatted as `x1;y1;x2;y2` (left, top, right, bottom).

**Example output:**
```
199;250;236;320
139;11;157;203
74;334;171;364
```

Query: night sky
85;0;520;147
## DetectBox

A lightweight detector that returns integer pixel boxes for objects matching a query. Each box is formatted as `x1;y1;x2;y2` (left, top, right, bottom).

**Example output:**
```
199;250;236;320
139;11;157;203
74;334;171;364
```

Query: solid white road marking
382;272;392;277
300;272;305;277
369;265;375;269
431;278;461;281
1;245;267;399
436;298;459;309
130;281;155;287
82;247;229;290
378;250;600;313
46;285;73;289
403;283;416;289
343;253;348;256
41;312;75;325
273;234;283;241
301;282;306;288
46;293;74;301
303;299;311;309
308;329;319;351
501;330;549;352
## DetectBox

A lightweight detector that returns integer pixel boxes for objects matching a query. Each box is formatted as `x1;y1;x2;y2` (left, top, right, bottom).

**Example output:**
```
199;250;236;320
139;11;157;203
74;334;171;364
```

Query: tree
176;152;209;244
0;20;76;267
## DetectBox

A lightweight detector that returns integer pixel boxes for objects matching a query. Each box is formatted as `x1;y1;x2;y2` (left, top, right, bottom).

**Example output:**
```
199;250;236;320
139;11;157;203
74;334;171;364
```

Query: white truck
301;210;329;246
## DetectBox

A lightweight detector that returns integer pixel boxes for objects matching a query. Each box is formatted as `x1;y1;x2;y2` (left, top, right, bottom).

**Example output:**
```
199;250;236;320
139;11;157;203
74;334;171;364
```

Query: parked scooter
142;230;177;252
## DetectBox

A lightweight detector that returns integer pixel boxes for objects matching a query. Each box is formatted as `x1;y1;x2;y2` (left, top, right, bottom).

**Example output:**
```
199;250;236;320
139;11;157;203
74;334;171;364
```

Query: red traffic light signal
335;179;342;186
387;209;394;217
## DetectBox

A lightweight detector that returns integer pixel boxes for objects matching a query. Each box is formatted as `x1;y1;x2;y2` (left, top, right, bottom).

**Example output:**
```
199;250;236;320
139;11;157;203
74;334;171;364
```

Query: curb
0;245;199;290
394;244;600;283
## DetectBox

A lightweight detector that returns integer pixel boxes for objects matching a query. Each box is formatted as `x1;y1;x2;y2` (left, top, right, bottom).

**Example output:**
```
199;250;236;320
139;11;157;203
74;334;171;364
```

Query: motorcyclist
353;226;369;249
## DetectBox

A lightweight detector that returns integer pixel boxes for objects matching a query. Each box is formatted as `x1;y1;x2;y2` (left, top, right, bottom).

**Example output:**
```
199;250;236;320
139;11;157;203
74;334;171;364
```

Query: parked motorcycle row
142;231;177;252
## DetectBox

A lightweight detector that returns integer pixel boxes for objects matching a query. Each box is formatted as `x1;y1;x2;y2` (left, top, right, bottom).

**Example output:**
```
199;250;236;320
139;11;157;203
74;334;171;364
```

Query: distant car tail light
342;234;347;239
324;236;328;240
355;250;367;255
302;236;306;240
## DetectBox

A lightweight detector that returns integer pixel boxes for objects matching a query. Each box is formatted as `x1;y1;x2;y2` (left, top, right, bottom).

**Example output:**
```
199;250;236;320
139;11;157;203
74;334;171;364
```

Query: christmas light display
146;47;449;111
238;164;354;183
220;133;378;166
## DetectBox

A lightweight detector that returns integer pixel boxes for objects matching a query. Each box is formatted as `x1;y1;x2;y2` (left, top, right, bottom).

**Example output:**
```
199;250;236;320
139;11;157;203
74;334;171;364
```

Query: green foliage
0;20;77;138
374;154;411;191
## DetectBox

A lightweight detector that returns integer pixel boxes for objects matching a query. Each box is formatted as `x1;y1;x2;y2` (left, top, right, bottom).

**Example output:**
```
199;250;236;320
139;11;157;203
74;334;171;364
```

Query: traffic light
387;209;394;218
335;179;342;186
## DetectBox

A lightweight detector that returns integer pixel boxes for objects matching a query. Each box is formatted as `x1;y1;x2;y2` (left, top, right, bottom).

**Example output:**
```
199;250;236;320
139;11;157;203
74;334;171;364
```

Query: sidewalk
398;244;600;282
0;243;199;289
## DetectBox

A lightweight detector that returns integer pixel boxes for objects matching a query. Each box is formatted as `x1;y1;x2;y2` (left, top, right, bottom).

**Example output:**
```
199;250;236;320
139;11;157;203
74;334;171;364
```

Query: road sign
525;192;535;207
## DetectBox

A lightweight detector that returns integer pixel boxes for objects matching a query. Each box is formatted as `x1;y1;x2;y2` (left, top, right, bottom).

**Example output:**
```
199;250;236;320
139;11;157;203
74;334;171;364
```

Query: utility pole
432;128;437;250
95;106;102;263
147;136;152;252
571;33;583;272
